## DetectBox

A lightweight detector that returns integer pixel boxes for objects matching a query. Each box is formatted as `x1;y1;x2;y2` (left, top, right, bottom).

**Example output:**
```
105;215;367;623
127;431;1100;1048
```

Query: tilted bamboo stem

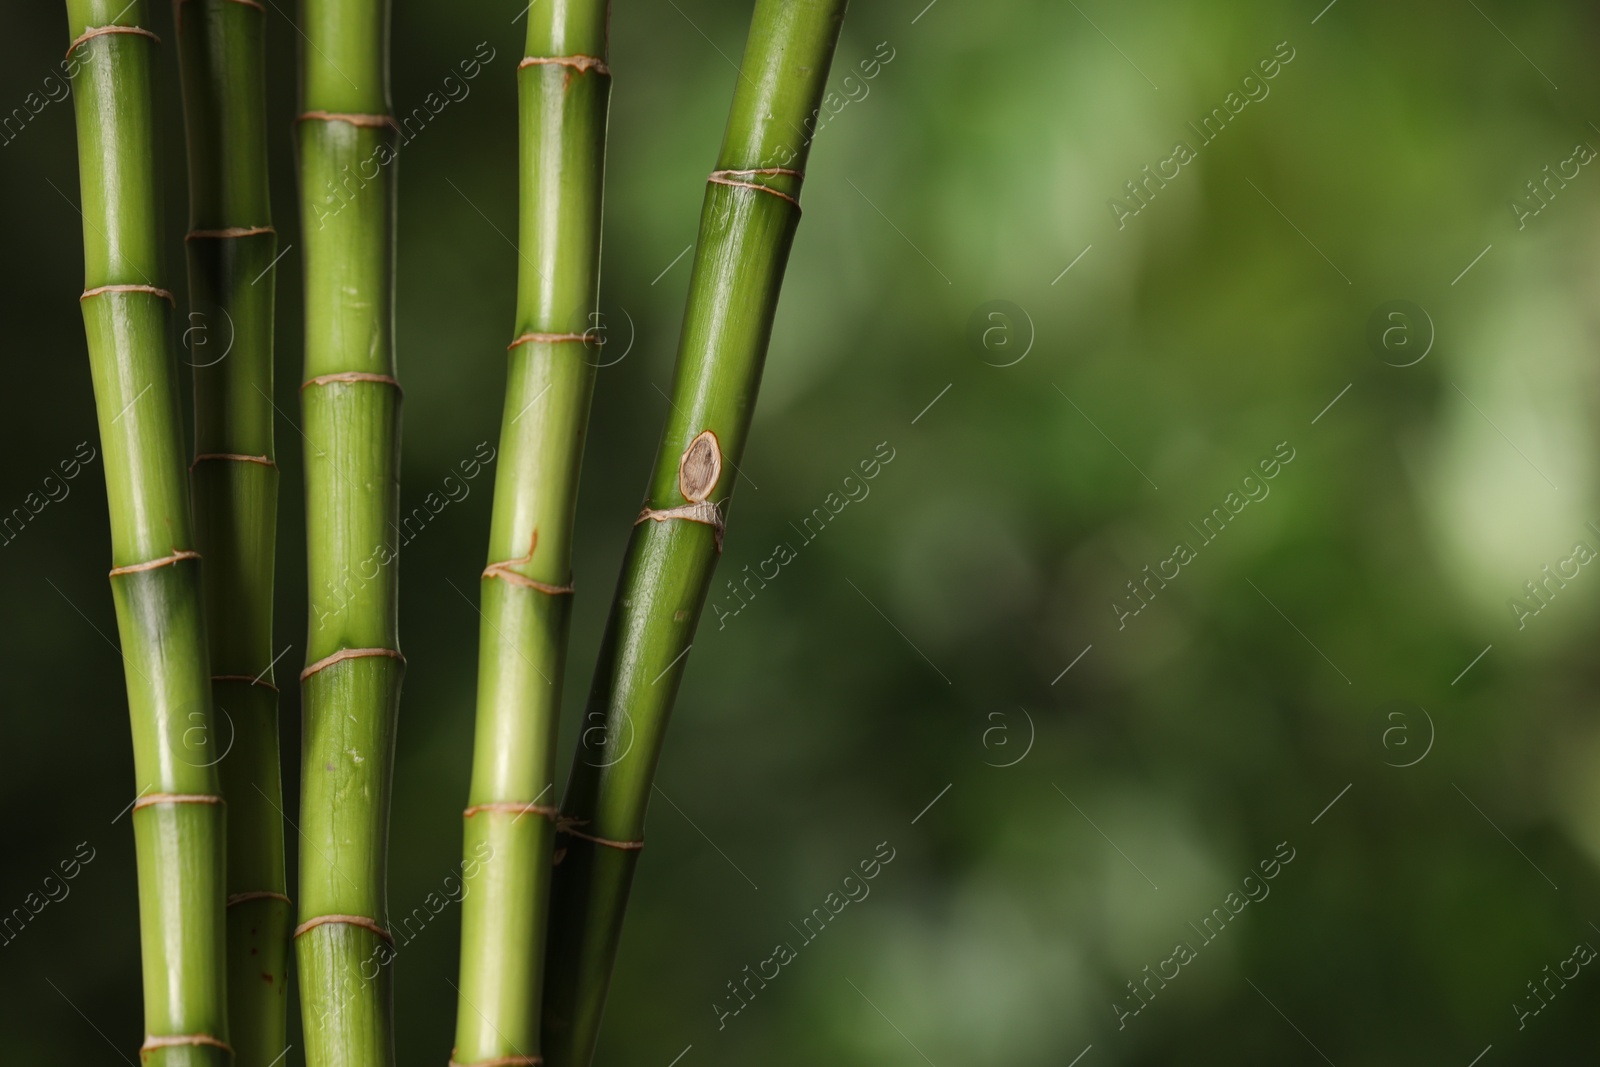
541;2;848;1062
174;1;288;1064
64;1;230;1063
450;1;611;1065
296;1;404;1064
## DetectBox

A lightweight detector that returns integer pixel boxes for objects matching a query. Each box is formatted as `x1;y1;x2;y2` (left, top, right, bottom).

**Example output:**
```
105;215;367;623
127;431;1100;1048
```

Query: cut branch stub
678;430;722;503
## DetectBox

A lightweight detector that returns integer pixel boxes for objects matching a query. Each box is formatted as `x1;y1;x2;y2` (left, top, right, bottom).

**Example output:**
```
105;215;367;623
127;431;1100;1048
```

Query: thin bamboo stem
64;1;229;1063
296;1;403;1065
540;2;847;1062
450;2;611;1066
174;2;288;1064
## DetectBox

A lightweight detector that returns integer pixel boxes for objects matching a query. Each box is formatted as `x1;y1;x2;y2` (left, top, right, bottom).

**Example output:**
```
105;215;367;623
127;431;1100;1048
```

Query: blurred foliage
5;0;1600;1063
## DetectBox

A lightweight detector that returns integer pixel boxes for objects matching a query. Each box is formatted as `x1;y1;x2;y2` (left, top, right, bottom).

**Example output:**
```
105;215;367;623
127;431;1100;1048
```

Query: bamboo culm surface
174;1;288;1064
451;1;611;1065
296;0;404;1064
65;1;230;1063
541;2;848;1062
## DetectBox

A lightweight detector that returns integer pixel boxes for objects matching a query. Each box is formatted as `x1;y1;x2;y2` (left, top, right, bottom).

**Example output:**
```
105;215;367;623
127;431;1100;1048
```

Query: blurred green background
5;0;1600;1062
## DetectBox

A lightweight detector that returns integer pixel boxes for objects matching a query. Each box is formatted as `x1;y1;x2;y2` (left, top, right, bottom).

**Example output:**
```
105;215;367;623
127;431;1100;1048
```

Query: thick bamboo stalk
450;2;611;1066
174;2;288;1065
541;2;847;1062
295;1;403;1065
64;1;230;1063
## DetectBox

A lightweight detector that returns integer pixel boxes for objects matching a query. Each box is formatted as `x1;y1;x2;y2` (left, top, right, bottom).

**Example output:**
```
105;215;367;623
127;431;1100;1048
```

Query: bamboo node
192;452;276;470
519;53;609;75
300;371;403;393
300;647;405;682
506;331;593;351
140;1034;233;1054
297;110;398;129
463;802;560;819
448;1052;543;1067
212;673;280;693
175;0;266;11
294;913;394;943
66;25;160;59
80;283;175;306
132;793;224;812
635;500;725;552
707;169;804;208
481;564;574;595
227;890;292;907
186;225;276;240
108;549;201;577
555;817;645;851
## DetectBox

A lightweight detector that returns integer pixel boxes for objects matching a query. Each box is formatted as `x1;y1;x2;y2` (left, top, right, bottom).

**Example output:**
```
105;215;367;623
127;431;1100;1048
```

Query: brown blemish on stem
293;913;394;944
140;1034;233;1054
506;332;591;351
300;371;402;393
186;225;275;240
133;793;224;811
678;430;722;502
297;110;398;129
80;283;175;306
300;647;404;682
212;673;280;693
462;802;560;819
108;549;201;577
66;25;160;59
192;452;275;470
227;890;292;907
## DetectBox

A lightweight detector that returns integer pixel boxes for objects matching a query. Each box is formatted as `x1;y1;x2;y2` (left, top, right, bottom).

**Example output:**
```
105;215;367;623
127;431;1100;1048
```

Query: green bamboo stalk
541;2;847;1061
64;1;230;1064
174;2;288;1065
450;2;611;1066
295;1;403;1065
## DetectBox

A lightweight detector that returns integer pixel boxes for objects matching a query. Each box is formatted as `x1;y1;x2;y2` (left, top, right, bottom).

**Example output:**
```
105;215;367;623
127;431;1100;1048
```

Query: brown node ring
133;793;224;812
186;225;275;240
519;54;609;75
300;647;405;682
212;673;280;693
81;283;175;306
192;452;275;470
555;817;644;851
297;110;398;129
301;371;402;393
109;549;201;577
506;331;591;351
706;170;803;208
141;1034;233;1054
449;1052;543;1067
462;801;560;819
227;890;292;907
294;913;394;943
66;25;160;59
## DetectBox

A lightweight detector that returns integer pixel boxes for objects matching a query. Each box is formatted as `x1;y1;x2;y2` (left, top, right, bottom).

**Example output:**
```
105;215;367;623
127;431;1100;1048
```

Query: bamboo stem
296;1;403;1065
174;1;288;1064
450;2;611;1066
540;2;847;1062
64;1;229;1063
